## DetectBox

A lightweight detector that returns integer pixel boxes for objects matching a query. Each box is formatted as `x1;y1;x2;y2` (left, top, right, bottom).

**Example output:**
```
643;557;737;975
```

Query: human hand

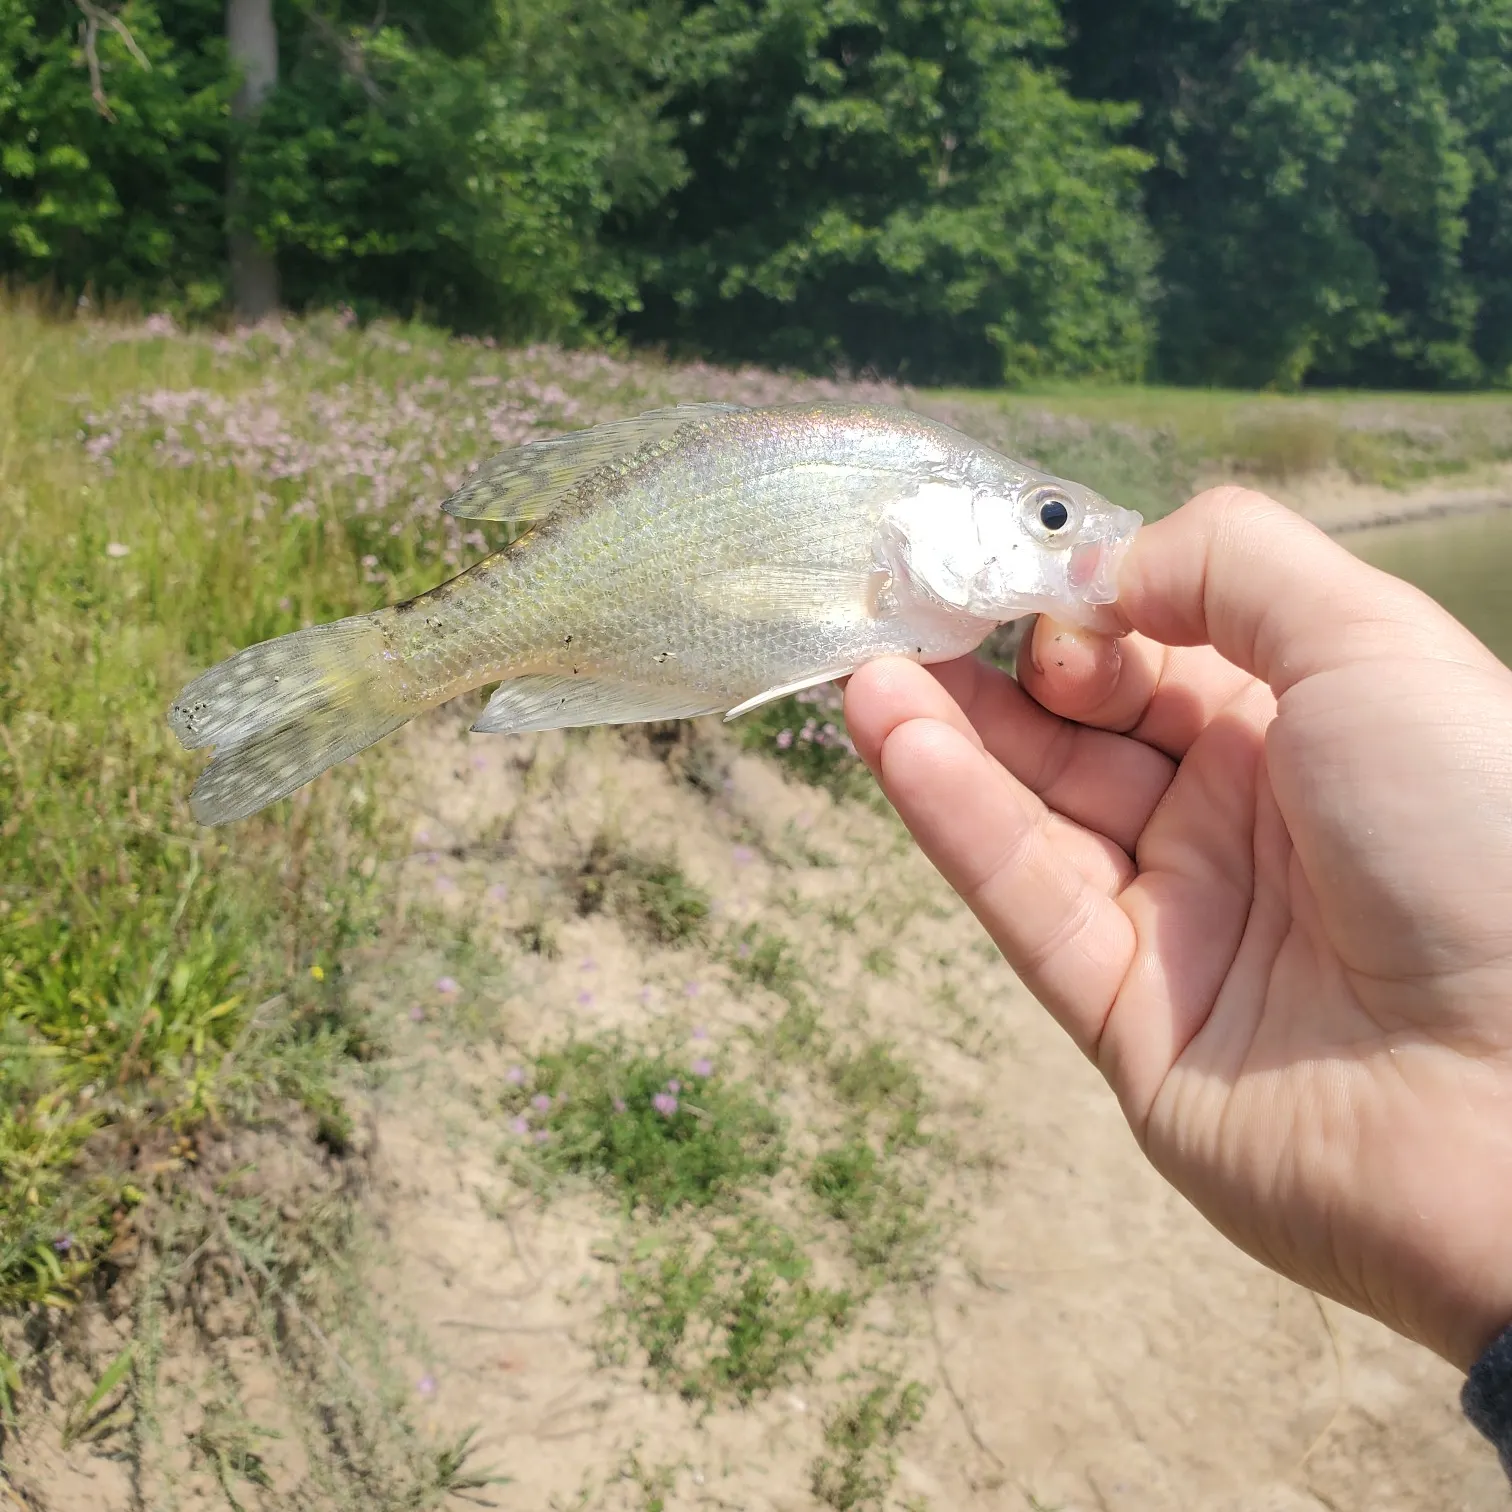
844;486;1512;1371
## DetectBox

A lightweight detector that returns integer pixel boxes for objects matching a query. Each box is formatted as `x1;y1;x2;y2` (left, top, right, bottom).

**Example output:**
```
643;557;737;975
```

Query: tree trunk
226;0;279;321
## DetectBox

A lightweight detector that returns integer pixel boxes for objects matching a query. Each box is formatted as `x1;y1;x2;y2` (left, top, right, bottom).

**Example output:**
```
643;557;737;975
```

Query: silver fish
169;400;1142;824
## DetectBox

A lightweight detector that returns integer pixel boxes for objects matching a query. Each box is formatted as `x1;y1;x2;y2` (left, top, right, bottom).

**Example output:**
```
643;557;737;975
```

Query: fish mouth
1068;515;1140;608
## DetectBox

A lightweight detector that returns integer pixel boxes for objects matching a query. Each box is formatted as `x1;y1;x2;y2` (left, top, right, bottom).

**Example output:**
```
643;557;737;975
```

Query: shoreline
1321;489;1512;537
1228;463;1512;539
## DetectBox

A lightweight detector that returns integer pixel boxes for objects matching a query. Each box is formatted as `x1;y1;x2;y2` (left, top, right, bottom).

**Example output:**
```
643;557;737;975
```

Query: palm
845;582;1512;1368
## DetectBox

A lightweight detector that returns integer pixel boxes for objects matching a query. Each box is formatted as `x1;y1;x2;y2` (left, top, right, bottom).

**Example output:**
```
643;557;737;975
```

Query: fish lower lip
1071;530;1136;606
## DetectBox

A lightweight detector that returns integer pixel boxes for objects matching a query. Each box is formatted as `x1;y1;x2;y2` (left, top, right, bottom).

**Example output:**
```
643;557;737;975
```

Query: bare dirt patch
345;718;1504;1511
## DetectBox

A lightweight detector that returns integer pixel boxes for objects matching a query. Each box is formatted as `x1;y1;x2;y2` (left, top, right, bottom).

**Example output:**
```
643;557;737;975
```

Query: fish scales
169;401;1142;824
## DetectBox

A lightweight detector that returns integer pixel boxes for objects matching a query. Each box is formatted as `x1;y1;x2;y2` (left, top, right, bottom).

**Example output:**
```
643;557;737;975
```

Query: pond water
1345;507;1512;666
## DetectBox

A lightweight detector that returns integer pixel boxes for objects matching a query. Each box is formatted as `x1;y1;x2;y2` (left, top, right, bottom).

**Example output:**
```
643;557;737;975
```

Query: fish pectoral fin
723;670;856;721
441;404;748;522
693;565;893;624
472;675;723;735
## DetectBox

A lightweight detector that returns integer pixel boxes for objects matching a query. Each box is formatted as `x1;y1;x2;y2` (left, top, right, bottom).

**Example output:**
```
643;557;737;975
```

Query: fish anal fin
442;404;748;523
472;674;722;735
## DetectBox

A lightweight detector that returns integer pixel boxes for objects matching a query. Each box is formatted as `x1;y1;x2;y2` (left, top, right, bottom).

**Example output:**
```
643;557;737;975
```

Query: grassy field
1;297;1507;1509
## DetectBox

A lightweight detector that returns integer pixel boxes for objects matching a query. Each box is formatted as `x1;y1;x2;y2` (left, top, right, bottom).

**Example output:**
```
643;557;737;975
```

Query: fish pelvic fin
723;669;856;721
440;404;748;523
169;614;409;825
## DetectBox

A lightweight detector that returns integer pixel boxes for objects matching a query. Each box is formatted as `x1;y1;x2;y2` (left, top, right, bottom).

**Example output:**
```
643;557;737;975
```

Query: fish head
886;467;1143;632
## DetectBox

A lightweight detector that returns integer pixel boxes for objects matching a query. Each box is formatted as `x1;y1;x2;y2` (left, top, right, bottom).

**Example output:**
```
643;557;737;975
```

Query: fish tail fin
169;612;410;826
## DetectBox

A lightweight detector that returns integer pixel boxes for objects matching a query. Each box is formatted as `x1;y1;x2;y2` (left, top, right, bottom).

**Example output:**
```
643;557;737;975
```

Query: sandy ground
11;459;1512;1508
347;718;1504;1512
8;709;1506;1509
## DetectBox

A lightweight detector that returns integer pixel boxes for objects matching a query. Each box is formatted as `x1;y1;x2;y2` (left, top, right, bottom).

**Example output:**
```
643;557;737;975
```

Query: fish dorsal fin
441;403;748;523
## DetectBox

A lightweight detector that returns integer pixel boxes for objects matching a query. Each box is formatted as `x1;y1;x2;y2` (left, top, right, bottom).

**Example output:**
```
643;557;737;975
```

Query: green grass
610;1217;853;1406
0;302;410;1408
498;1039;784;1214
928;383;1512;511
828;1041;930;1152
809;1139;935;1283
810;1374;930;1511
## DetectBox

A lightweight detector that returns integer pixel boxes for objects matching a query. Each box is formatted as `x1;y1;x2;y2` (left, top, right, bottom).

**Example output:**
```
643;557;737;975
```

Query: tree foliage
1060;0;1512;388
1;0;1510;386
617;0;1156;384
0;0;230;311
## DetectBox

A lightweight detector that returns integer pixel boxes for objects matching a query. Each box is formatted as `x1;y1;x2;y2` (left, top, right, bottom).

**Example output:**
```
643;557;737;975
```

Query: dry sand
9;709;1506;1510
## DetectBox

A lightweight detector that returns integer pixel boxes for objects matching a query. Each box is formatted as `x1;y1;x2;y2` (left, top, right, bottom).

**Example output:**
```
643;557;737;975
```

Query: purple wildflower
667;1079;681;1094
691;1025;708;1040
509;1116;530;1136
732;845;754;866
577;990;594;1006
652;1092;678;1117
534;1129;551;1145
776;729;794;750
435;975;459;996
613;1097;627;1113
52;1235;73;1254
505;1065;525;1085
531;1093;552;1113
691;1058;713;1078
417;1373;437;1398
408;1005;425;1023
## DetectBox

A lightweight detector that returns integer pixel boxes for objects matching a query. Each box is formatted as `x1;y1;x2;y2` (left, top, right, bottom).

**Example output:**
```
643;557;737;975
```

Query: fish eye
1022;489;1080;545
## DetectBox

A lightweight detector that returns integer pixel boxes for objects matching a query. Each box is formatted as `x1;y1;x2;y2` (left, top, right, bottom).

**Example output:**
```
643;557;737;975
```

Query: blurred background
2;3;1511;1510
6;0;1512;391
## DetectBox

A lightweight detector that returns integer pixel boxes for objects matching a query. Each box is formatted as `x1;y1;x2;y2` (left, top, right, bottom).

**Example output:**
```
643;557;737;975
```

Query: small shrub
612;1217;852;1405
736;684;873;798
1225;409;1339;480
727;924;806;1000
575;836;710;945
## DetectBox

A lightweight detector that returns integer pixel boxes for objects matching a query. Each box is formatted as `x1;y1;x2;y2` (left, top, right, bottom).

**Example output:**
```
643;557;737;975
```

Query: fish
168;400;1142;825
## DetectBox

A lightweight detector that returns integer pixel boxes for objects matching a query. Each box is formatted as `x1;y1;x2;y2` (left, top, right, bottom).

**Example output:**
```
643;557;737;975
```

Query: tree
614;0;1156;385
1060;0;1503;388
0;0;230;309
226;0;278;319
229;0;684;336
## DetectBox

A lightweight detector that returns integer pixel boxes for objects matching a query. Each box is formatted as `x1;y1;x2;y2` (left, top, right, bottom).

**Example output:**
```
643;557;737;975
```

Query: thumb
1113;487;1501;695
